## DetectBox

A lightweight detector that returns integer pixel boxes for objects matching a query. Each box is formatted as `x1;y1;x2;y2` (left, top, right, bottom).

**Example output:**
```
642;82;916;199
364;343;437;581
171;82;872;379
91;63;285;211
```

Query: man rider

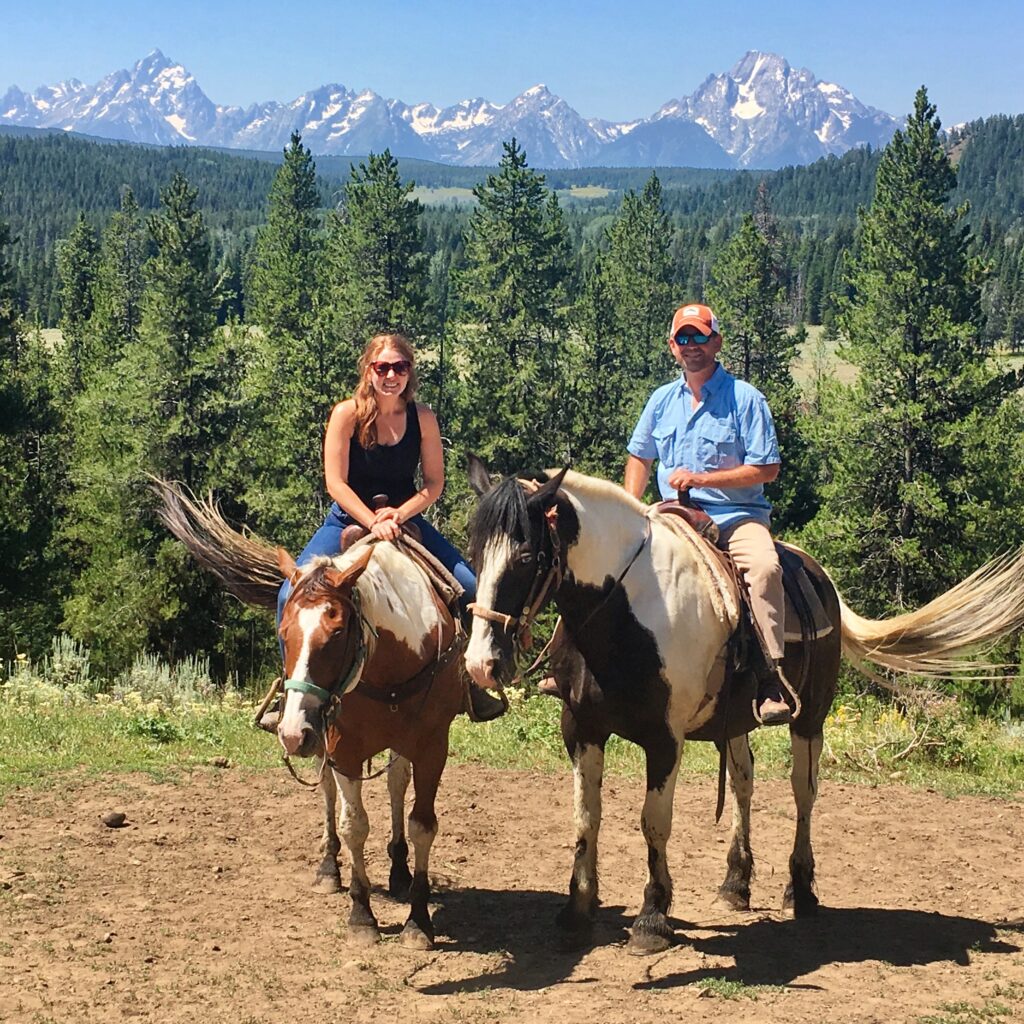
624;303;793;725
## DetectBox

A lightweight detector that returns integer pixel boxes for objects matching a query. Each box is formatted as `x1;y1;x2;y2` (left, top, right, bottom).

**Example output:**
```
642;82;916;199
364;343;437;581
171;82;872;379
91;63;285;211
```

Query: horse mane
469;468;648;566
468;476;532;565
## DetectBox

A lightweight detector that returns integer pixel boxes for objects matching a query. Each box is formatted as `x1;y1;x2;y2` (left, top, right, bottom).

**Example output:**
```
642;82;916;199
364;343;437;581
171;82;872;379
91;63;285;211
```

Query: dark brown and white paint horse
152;481;464;950
465;462;1024;954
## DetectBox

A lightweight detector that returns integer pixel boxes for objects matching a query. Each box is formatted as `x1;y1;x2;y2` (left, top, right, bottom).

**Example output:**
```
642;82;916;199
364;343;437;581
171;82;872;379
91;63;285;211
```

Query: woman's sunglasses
371;359;412;377
673;332;712;346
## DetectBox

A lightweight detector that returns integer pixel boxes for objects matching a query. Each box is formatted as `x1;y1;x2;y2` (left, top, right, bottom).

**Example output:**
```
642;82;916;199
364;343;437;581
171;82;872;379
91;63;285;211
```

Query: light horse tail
150;476;281;609
829;547;1024;683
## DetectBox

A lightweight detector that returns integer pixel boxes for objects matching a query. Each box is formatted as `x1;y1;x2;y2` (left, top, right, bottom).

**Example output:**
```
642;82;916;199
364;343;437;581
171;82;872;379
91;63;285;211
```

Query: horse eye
517;545;534;565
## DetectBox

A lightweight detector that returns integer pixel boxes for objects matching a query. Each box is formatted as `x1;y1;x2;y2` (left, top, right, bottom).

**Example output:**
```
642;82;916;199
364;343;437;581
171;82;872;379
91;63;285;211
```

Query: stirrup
751;662;802;727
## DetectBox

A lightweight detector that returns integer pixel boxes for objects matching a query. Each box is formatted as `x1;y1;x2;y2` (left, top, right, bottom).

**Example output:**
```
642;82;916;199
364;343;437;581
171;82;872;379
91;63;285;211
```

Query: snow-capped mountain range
0;50;900;169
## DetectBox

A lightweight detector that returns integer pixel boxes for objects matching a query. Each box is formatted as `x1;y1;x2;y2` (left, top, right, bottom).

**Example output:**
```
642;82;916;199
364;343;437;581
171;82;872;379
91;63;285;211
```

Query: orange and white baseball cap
669;303;719;339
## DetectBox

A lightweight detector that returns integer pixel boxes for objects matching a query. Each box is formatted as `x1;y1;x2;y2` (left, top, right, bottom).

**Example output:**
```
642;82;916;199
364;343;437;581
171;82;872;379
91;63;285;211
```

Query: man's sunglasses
371;359;412;377
673;331;712;346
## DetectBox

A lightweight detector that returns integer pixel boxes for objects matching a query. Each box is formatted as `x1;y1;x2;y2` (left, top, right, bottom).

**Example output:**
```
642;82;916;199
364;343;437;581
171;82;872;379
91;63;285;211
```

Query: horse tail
830;547;1024;685
150;476;282;609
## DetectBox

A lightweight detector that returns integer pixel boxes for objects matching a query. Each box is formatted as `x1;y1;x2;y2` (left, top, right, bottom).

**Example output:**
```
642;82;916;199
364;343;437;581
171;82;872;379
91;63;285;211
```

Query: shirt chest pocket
697;420;743;470
651;422;679;466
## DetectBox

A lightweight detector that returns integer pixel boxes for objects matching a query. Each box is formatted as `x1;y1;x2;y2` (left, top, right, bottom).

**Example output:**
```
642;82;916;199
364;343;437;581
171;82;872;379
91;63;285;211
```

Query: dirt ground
1;763;1022;1024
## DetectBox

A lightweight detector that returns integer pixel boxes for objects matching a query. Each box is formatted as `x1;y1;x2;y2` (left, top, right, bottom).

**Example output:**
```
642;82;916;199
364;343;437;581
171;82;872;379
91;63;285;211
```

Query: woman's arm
323;400;379;529
389;405;444;524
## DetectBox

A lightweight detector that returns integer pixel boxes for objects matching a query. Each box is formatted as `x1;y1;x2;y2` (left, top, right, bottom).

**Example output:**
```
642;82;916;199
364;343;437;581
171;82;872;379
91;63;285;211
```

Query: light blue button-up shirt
627;363;781;529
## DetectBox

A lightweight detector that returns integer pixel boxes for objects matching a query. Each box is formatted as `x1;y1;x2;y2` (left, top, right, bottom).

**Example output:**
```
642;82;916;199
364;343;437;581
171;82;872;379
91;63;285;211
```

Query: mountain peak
0;51;899;169
729;51;791;82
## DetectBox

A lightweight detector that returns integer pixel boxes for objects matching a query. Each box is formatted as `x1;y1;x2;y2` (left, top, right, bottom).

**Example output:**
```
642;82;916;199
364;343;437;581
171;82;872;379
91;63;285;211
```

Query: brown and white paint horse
153;481;464;950
465;462;1024;954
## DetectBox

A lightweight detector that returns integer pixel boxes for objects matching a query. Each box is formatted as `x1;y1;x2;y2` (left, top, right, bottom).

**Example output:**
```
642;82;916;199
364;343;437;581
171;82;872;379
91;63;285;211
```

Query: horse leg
555;706;606;943
628;739;682;955
312;758;343;893
783;730;823;918
386;754;413;898
400;746;445;950
713;734;755;911
336;770;380;945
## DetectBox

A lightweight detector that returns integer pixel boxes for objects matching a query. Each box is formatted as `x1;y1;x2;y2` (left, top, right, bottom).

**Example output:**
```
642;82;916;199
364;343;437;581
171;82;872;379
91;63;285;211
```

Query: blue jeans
276;504;477;644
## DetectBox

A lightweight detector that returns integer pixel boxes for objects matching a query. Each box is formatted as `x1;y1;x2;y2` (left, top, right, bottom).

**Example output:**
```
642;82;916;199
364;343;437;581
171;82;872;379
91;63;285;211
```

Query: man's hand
372;507;402;525
667;468;705;491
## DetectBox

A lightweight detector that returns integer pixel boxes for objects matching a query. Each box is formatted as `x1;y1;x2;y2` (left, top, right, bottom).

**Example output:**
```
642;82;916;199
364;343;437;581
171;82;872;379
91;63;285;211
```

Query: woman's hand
372;507;402;525
370;517;402;541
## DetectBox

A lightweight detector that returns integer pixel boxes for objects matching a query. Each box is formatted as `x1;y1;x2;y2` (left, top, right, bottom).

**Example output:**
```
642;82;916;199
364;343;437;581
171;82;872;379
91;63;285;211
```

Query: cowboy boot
467;681;507;722
756;661;795;726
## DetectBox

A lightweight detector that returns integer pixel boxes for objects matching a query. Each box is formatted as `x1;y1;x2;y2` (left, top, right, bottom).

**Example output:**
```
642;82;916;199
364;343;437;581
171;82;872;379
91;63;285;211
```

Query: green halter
283;588;374;704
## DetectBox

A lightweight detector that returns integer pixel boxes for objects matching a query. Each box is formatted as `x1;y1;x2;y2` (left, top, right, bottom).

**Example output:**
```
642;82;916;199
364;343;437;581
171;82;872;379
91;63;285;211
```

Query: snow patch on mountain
0;49;899;169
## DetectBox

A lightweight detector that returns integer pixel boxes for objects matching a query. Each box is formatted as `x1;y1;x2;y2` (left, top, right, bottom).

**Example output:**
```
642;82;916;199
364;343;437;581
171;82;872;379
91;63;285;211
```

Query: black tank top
347;403;421;510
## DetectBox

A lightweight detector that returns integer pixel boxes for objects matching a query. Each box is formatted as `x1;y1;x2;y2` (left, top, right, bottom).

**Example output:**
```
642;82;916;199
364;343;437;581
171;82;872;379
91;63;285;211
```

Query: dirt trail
1;764;1022;1023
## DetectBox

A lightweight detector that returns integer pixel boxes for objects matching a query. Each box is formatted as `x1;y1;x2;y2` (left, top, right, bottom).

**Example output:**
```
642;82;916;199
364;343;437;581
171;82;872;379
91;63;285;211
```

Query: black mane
468;471;549;566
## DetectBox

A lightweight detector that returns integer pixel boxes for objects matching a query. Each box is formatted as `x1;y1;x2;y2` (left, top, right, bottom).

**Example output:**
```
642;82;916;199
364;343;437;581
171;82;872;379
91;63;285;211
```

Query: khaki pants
718;519;785;661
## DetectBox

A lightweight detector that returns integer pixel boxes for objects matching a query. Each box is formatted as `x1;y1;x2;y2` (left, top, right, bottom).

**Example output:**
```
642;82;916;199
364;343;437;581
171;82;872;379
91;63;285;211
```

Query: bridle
282;587;373;709
468;490;652;678
280;579;465;787
468;502;564;657
280;587;375;788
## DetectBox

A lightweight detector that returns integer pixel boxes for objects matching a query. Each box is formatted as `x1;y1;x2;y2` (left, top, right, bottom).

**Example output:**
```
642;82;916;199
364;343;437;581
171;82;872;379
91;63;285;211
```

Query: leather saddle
653;496;833;645
339;494;462;617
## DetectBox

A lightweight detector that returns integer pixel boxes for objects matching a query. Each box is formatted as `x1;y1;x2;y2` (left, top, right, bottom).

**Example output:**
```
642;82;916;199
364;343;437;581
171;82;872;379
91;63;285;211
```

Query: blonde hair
353;333;419;449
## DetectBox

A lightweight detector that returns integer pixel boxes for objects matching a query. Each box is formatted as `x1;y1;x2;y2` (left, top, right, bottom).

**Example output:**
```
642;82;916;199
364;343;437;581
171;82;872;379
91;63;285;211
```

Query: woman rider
275;332;505;722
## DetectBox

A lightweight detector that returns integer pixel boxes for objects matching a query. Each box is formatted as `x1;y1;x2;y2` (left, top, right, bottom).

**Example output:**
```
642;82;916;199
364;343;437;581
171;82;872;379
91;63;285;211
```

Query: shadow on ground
410;889;1020;994
636;906;1021;990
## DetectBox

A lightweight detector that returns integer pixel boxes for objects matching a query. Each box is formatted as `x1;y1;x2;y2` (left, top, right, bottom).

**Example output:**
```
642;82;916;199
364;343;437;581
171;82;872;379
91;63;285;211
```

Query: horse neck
355;546;447;661
562;482;650;590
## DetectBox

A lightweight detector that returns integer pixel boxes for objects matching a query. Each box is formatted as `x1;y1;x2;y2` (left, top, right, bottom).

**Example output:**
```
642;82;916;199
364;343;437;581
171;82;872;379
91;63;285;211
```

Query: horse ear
466;452;496;496
330;544;375;589
527;465;570;507
277;547;301;584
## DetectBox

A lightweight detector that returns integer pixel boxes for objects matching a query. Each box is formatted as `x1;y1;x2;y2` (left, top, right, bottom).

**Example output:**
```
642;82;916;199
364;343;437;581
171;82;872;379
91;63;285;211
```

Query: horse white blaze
278;603;330;753
466;535;517;685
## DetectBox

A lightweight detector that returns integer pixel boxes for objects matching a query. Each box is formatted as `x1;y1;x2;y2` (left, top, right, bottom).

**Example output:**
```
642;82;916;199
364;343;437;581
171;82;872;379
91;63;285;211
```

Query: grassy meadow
2;645;1022;805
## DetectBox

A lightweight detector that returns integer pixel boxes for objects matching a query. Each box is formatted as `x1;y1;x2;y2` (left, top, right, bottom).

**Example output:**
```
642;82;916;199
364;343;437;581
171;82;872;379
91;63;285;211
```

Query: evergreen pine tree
55;213;99;394
248;133;322;340
572;174;673;475
451;139;571;469
322;149;428;343
0;201;63;658
802;88;1021;612
63;173;246;673
90;187;145;370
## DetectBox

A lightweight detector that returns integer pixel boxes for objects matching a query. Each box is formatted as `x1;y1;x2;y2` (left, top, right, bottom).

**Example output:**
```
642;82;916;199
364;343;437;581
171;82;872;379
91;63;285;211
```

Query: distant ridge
1;50;899;170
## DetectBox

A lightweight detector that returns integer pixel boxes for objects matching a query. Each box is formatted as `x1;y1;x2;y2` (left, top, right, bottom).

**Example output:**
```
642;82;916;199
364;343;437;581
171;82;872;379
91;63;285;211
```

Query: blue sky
1;0;1021;124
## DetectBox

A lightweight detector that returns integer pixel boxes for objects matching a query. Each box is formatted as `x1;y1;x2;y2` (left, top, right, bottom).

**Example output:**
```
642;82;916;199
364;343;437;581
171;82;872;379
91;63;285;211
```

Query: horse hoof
388;871;413;900
713;891;751;912
782;888;819;919
312;872;342;895
400;923;435;950
347;925;381;947
627;930;673;955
